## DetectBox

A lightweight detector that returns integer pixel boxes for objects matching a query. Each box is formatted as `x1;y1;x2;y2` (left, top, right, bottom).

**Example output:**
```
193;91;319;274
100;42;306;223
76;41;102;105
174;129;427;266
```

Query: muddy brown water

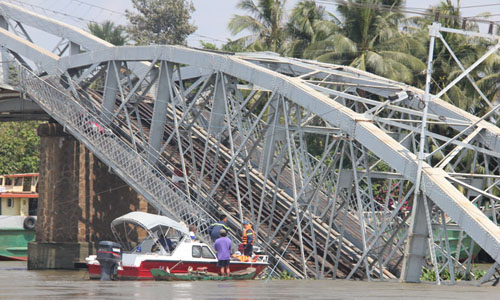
0;261;498;299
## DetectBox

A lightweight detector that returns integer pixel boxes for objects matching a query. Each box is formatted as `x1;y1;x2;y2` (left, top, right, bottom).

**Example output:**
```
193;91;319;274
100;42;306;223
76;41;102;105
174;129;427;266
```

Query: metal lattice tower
2;2;500;283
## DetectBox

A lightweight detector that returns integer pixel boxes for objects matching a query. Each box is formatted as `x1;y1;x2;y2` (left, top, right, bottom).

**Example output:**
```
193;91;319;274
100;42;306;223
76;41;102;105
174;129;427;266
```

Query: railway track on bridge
3;2;500;283
81;87;402;279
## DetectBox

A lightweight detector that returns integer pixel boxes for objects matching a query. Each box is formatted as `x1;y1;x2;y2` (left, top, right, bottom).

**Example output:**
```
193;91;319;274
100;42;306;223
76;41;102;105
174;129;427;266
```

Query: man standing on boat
241;220;254;257
214;229;232;276
208;215;229;243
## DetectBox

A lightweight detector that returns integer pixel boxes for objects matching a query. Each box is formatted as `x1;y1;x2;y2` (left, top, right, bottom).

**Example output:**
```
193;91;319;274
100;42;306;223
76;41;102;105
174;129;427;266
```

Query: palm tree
414;0;500;115
283;1;343;58
476;62;500;116
228;0;288;53
304;0;426;85
88;21;127;46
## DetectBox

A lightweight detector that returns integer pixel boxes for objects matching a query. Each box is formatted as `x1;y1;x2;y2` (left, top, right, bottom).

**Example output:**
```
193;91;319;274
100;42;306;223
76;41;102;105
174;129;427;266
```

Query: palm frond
305;34;357;59
350;53;367;71
378;51;426;72
237;0;262;17
228;15;267;35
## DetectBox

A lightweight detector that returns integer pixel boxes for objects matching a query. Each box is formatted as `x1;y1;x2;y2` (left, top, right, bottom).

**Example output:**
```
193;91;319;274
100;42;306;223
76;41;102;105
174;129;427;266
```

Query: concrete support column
28;123;151;269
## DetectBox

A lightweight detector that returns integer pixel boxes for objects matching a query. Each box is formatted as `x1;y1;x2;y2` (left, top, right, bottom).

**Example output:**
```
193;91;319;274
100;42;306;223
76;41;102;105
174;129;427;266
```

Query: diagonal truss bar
4;4;500;282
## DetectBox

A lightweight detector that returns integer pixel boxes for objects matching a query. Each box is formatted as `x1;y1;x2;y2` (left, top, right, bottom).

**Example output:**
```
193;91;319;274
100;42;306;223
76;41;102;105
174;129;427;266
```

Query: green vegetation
11;0;499;185
225;0;500;110
228;0;287;53
88;21;127;46
116;0;499;113
278;270;295;280
126;0;197;45
283;0;337;59
0;121;41;175
200;41;218;50
420;265;486;281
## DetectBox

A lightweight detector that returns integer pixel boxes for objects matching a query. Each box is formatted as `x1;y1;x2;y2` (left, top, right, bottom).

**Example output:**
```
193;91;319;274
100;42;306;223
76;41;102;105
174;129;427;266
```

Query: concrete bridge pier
28;123;152;269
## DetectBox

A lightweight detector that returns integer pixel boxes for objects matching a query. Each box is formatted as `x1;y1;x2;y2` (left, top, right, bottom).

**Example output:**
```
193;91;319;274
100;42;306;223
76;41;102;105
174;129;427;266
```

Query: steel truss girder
39;45;500;278
2;2;500;282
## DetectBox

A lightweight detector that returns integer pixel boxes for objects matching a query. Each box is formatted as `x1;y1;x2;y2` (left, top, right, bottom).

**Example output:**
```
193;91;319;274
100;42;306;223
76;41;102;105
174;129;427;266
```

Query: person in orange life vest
241;220;254;257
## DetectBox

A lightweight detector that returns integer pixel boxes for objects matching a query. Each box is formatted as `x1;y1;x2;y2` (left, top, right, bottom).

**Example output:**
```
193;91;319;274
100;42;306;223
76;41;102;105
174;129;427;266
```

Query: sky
5;0;500;49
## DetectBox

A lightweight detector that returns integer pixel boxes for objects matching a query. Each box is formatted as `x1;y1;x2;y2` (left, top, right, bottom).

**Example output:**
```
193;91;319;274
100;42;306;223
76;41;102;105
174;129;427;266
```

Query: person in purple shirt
213;229;232;276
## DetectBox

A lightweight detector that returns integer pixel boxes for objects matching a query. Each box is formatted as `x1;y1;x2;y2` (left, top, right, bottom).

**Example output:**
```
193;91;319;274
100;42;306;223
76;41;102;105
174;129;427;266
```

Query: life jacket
232;254;258;262
239;255;250;262
242;228;255;245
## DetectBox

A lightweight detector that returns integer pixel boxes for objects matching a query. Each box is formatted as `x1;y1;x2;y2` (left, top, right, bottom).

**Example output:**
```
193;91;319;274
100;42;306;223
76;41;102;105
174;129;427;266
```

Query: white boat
86;212;268;280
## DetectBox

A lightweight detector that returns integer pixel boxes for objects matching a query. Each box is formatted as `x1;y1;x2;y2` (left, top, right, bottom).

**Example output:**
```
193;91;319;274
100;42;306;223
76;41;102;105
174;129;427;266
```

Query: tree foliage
223;0;500;167
409;0;500;114
221;39;247;52
283;0;339;58
126;0;197;45
88;21;127;46
308;0;426;85
0;121;41;175
228;0;288;52
199;39;247;53
228;0;426;84
200;41;218;50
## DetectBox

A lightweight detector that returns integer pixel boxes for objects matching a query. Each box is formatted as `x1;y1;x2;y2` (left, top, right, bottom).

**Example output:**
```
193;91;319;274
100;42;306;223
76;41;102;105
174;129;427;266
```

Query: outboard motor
96;241;122;281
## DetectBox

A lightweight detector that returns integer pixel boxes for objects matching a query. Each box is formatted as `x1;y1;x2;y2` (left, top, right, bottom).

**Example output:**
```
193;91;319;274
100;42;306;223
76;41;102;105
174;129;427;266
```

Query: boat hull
150;267;256;281
0;227;35;261
88;259;268;280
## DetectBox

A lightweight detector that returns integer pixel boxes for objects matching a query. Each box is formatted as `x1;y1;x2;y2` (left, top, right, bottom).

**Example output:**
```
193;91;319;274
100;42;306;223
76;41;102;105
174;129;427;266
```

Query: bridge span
2;2;500;283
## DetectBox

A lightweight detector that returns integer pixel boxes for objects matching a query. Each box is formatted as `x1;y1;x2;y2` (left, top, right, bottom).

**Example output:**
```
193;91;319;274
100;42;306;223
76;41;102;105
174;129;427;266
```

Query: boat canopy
111;211;189;235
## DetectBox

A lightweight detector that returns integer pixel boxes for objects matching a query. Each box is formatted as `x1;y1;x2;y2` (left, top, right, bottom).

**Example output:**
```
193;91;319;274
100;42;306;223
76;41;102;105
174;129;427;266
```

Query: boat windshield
112;221;187;255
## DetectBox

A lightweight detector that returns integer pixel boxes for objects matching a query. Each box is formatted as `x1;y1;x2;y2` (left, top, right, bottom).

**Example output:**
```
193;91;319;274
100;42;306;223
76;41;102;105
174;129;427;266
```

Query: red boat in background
86;212;268;280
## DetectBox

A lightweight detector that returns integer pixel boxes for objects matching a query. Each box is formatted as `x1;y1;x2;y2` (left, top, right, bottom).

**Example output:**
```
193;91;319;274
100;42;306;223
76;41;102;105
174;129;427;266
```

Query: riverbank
0;261;499;299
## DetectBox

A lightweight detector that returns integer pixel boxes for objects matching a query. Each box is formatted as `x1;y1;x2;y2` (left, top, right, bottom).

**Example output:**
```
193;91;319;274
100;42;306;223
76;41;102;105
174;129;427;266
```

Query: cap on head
242;220;249;225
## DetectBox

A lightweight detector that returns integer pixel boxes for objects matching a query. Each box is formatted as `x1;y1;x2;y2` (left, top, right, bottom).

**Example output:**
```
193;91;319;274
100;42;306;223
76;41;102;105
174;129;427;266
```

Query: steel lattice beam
3;1;500;283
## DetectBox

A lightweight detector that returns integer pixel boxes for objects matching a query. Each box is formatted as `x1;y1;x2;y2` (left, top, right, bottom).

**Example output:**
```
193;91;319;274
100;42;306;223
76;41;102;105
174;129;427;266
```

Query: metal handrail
9;62;299;278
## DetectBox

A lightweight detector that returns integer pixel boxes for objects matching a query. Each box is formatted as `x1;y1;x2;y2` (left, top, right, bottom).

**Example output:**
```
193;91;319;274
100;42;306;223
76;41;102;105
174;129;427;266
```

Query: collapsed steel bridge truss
2;2;500;283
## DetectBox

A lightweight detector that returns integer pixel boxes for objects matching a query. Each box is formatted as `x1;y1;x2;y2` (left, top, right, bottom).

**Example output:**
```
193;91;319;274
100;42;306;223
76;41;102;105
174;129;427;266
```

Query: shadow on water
1;261;499;300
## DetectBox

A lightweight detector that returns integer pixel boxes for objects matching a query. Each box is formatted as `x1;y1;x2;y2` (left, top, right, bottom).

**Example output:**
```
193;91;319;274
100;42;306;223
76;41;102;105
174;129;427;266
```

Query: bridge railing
10;63;224;247
9;61;300;278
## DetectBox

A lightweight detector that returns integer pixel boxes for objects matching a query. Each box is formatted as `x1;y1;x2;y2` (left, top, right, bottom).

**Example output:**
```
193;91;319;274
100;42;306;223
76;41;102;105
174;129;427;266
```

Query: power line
7;0;500;48
316;0;500;25
4;0;228;45
5;0;130;27
5;0;98;24
68;0;126;17
460;3;500;10
191;33;227;43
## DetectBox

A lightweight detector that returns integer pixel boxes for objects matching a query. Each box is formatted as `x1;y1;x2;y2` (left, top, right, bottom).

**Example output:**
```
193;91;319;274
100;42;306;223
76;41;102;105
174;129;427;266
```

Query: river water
1;261;498;300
